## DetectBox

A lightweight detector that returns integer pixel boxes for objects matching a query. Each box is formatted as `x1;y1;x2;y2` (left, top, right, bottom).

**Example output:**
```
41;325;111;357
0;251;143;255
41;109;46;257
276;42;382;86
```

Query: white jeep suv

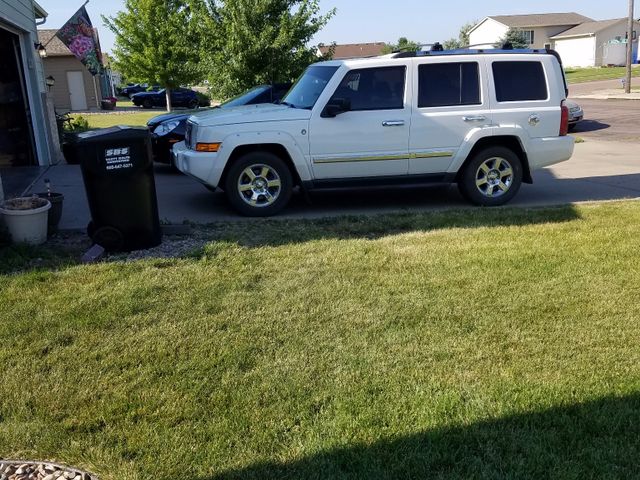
174;49;574;216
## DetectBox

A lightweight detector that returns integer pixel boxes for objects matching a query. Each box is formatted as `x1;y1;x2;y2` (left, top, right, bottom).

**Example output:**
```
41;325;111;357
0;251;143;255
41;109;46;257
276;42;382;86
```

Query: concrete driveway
30;140;640;230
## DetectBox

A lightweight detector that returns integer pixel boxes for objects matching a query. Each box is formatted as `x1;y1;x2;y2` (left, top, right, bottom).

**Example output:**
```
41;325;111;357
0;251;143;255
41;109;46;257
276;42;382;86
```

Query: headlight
154;120;180;136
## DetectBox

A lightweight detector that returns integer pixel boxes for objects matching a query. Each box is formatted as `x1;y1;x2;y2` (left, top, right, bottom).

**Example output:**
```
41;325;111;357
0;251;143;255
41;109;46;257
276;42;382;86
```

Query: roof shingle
489;12;593;28
550;18;631;39
318;42;387;60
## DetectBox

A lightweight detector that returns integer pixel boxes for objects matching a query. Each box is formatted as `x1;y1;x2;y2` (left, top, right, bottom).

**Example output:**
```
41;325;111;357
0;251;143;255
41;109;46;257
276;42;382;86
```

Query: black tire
224;152;293;217
568;124;576;132
143;99;153;109
458;146;523;206
188;99;198;109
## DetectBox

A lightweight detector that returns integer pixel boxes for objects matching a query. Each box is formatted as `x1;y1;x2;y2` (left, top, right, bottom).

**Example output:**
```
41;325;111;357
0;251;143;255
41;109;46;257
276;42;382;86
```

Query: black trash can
74;126;162;252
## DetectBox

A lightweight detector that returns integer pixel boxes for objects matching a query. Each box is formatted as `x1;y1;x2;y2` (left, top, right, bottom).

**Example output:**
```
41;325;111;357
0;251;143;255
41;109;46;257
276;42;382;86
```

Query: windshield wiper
279;101;297;109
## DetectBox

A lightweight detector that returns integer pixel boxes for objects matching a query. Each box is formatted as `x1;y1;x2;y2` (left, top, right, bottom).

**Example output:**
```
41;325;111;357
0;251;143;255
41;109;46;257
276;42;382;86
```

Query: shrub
64;116;90;133
196;91;211;107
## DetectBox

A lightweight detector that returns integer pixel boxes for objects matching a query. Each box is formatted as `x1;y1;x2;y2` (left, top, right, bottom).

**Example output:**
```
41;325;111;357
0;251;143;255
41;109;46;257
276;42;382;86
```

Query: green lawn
565;66;640;84
1;202;640;479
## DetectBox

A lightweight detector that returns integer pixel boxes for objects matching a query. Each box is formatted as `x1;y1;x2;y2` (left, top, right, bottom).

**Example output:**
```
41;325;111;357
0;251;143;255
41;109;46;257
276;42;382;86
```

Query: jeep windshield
280;65;339;110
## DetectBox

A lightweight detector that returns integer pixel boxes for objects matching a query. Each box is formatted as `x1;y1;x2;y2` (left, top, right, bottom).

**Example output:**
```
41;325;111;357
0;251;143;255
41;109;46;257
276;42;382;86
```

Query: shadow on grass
193;204;582;250
205;393;640;480
1;205;582;274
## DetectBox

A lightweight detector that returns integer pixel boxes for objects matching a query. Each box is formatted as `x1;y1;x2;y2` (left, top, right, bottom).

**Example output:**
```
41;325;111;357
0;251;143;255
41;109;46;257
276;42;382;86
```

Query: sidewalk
572;89;640;100
23;140;640;231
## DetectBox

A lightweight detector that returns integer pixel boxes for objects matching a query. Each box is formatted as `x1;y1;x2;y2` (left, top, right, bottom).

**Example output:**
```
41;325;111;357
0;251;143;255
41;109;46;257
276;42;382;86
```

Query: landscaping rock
0;462;95;480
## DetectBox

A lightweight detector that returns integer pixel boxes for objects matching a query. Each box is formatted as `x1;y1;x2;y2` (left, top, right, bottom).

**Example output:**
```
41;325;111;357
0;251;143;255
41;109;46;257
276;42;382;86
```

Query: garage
0;25;37;167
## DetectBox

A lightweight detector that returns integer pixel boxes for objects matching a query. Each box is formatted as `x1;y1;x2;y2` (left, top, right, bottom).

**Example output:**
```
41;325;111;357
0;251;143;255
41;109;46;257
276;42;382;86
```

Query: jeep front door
310;66;410;180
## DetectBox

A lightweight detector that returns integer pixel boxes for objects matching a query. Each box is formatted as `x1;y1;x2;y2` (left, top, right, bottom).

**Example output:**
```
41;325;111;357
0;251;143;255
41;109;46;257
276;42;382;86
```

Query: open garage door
0;27;37;167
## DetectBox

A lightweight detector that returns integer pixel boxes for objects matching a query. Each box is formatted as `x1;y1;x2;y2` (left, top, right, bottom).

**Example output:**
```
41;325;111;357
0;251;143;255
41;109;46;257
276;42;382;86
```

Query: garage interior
0;26;37;168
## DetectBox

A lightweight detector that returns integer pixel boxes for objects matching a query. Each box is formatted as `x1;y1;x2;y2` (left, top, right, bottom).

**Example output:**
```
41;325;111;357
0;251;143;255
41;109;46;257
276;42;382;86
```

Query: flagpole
42;0;91;48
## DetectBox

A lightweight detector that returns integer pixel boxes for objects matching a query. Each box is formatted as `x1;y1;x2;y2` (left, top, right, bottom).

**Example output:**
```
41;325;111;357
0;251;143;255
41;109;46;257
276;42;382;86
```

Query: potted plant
101;96;118;110
36;179;64;236
0;196;51;245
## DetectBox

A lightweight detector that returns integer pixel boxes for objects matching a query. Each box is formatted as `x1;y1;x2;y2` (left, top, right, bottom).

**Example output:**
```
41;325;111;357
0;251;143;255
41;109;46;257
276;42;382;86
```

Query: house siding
0;0;53;166
595;20;640;66
469;18;509;48
470;19;582;50
44;56;104;111
554;36;596;67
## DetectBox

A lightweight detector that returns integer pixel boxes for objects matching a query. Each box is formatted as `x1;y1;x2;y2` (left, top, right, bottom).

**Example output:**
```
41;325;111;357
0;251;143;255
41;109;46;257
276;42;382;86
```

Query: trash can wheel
89;223;125;251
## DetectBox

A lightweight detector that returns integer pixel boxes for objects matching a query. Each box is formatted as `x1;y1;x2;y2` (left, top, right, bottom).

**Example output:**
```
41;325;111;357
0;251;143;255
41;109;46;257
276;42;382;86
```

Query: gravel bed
107;233;210;261
0;461;95;480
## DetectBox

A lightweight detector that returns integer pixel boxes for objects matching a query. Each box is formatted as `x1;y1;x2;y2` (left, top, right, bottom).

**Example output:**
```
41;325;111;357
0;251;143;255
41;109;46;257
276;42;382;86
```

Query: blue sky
39;0;637;54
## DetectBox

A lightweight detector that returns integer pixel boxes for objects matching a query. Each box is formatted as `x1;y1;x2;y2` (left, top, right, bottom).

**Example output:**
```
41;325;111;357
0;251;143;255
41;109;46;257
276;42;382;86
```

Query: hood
189;103;311;127
147;111;197;127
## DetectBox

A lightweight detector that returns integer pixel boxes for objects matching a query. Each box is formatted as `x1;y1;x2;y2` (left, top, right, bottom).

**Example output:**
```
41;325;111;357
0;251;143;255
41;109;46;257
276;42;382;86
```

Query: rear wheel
458;146;523;206
143;99;153;109
188;99;198;109
224;152;293;217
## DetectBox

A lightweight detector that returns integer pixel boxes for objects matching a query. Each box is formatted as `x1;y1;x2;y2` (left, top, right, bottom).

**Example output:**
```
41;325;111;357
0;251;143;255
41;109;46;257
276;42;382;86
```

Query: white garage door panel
554;37;596;68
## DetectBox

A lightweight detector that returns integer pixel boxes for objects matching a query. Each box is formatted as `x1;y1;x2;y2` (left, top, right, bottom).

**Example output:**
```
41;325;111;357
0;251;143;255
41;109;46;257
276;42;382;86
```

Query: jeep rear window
281;65;339;110
492;61;548;102
418;62;480;108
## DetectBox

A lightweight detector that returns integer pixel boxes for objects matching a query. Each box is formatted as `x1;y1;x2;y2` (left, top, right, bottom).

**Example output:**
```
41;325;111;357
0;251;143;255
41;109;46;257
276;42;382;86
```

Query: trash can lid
76;126;149;143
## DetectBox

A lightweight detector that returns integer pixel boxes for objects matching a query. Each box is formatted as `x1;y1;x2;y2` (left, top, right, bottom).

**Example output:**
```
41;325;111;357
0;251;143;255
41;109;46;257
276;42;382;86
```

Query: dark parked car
121;83;160;98
132;88;198;109
147;83;292;164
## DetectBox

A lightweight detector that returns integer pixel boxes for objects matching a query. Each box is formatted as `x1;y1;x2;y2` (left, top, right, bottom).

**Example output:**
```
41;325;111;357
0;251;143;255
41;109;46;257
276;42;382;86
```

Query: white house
551;18;640;67
468;12;593;49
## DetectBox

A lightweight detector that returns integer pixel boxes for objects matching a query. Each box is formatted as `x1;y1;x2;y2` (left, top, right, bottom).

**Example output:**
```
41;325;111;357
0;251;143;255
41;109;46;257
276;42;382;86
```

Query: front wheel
143;99;153;109
224;152;293;217
458;147;523;206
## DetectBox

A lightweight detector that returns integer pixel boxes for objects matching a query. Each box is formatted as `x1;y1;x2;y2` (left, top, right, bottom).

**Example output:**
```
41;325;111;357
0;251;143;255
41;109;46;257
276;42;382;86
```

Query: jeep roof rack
390;48;555;58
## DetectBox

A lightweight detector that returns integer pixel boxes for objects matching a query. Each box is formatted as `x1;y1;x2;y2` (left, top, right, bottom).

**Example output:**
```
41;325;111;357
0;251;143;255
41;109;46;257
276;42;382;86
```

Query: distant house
318;42;387;60
551;18;640;67
0;0;57;168
468;12;639;67
468;12;593;50
37;29;105;111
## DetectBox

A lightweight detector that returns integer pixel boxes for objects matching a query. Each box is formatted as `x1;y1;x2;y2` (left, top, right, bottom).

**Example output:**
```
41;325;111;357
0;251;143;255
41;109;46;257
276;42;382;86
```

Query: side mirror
321;97;351;118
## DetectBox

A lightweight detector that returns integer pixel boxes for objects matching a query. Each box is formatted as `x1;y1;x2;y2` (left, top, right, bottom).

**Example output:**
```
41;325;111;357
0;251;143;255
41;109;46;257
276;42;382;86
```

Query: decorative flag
55;5;103;76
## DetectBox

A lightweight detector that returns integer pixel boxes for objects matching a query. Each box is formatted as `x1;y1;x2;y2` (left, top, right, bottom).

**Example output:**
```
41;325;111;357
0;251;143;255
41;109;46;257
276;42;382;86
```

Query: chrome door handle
382;120;405;127
529;114;541;126
463;115;486;122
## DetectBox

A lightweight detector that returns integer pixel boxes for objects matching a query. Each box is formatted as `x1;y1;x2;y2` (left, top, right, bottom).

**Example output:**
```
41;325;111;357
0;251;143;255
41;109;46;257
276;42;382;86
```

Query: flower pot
36;192;64;235
0;197;51;245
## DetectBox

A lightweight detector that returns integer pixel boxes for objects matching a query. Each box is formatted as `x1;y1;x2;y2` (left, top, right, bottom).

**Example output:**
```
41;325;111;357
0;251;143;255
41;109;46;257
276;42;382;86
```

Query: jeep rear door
309;64;411;179
409;58;490;175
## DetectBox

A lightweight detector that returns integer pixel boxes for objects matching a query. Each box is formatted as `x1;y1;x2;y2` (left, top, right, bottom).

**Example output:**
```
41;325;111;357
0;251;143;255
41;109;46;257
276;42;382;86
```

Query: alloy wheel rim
475;157;513;198
237;164;282;208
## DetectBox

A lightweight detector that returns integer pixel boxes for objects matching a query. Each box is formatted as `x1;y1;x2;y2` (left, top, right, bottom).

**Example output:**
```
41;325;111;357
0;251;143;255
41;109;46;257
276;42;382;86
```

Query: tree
103;0;202;111
443;20;478;50
494;28;529;49
196;0;335;100
381;37;420;54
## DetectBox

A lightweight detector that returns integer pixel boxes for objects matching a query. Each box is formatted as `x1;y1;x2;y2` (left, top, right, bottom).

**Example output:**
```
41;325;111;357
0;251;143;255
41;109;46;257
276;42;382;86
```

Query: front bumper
569;108;583;124
173;141;218;186
150;132;184;164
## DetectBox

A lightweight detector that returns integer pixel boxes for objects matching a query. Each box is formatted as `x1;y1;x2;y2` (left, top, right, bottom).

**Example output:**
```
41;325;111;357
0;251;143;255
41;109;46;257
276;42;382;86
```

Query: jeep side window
330;66;405;111
418;62;480;108
492;61;548;102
